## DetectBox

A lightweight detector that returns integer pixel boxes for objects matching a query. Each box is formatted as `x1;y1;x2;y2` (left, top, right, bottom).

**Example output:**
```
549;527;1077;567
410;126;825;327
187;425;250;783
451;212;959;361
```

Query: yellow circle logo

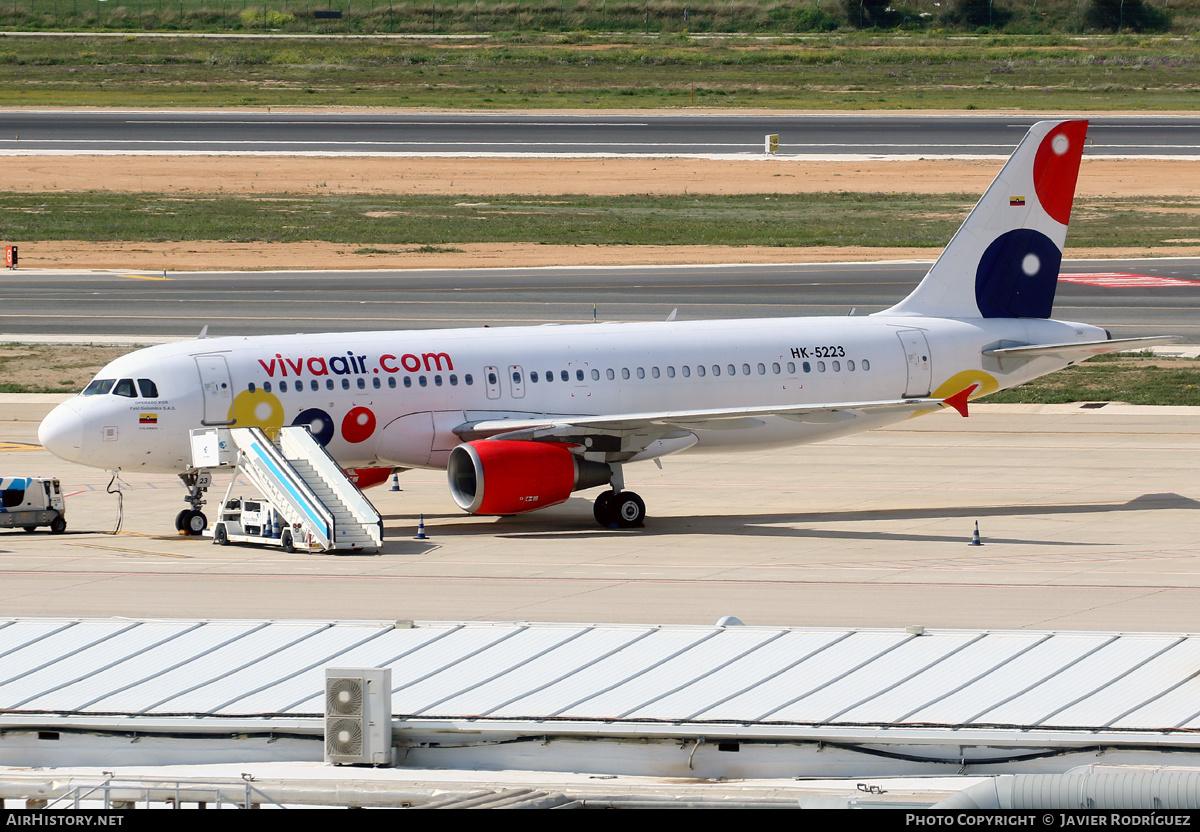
229;389;285;438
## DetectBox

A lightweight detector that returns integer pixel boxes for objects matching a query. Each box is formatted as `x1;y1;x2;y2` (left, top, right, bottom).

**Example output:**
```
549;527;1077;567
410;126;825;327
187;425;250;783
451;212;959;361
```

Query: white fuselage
39;313;1106;475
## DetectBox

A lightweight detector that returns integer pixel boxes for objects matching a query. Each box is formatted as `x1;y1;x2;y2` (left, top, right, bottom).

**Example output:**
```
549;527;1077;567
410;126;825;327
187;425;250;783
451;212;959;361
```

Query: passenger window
511;371;521;384
651;367;660;379
832;361;840;372
803;362;811;373
262;381;272;394
450;374;458;386
311;380;319;391
711;365;719;376
419;376;428;387
682;366;691;378
465;374;474;385
772;363;780;374
576;370;584;381
248;382;257;394
562;370;570;382
530;371;539;383
341;379;350;390
405;377;413;388
82;379;116;396
636;368;645;379
847;360;855;371
388;377;396;388
787;362;796;374
544;371;553;382
817;361;826;372
667;366;675;378
356;378;366;389
862;360;871;371
435;375;443;387
697;366;706;377
280;381;288;392
757;363;766;375
742;364;751;375
606;369;615;380
729;364;737;376
137;379;159;398
326;379;335;391
373;377;381;389
487;372;497;385
621;368;630;380
591;369;600;381
113;378;137;398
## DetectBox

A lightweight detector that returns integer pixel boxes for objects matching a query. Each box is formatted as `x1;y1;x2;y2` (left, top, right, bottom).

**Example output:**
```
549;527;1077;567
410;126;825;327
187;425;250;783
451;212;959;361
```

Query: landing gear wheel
214;524;228;546
281;530;295;554
613;492;646;528
183;510;207;536
174;510;189;532
49;515;67;535
593;491;615;526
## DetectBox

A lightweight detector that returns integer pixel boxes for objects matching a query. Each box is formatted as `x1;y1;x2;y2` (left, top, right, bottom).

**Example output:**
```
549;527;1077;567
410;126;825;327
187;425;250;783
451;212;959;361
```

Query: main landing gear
591;464;646;528
593;490;646;528
176;470;211;536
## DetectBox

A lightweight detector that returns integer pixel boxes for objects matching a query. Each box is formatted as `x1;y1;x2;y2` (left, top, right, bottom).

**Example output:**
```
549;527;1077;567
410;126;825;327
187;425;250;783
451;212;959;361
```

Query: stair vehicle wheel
281;529;295;553
23;526;36;533
214;524;228;546
614;492;646;528
49;515;67;534
593;490;615;526
184;510;207;536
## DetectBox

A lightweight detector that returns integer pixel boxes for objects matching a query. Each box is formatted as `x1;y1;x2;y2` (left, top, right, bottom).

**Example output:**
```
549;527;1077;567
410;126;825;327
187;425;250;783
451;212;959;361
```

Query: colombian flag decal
139;413;158;425
1010;196;1026;206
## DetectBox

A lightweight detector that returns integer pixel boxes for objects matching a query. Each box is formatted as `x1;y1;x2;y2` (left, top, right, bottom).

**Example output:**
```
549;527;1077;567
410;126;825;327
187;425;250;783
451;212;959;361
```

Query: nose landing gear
176;470;211;536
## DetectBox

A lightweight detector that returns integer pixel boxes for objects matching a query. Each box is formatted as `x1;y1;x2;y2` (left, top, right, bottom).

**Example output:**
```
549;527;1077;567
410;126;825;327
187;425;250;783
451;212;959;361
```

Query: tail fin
880;119;1088;319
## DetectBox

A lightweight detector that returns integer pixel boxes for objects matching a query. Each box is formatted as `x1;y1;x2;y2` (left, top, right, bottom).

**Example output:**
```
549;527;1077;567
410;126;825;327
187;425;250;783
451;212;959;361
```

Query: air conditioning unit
324;667;393;766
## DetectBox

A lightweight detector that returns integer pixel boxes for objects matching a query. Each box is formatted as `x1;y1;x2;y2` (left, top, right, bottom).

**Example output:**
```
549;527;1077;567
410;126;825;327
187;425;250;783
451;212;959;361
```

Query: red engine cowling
447;440;611;516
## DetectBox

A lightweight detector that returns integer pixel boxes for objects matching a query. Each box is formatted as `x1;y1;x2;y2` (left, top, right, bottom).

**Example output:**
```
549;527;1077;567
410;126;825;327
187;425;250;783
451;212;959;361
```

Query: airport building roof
5;617;1200;735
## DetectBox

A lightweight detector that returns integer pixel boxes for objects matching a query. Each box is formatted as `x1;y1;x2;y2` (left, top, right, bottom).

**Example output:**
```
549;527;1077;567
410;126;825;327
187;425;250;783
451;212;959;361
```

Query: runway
3;112;1200;157
4;257;1199;341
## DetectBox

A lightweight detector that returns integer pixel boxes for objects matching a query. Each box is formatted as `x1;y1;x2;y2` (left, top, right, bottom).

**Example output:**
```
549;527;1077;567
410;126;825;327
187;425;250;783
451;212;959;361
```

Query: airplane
38;119;1177;534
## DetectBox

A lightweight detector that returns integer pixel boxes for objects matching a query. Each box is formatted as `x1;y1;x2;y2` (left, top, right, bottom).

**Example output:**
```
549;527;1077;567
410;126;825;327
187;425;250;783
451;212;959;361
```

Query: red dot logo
341;407;376;444
1033;121;1087;226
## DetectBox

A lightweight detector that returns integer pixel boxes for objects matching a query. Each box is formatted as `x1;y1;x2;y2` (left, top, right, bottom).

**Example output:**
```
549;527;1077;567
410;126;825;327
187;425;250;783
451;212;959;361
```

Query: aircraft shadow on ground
427;492;1200;545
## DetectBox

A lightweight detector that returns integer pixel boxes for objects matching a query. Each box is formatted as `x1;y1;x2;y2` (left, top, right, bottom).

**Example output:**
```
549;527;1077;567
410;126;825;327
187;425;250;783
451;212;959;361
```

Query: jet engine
447;440;611;515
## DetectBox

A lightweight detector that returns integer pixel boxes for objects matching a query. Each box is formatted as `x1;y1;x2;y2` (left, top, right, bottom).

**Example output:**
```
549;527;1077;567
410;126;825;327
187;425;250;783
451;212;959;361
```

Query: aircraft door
507;365;525;399
195;354;235;425
897;330;932;398
484;366;502;400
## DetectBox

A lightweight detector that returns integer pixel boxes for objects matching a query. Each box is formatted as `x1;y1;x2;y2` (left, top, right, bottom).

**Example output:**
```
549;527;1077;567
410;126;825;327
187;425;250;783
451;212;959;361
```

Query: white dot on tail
1052;134;1070;155
1022;253;1041;276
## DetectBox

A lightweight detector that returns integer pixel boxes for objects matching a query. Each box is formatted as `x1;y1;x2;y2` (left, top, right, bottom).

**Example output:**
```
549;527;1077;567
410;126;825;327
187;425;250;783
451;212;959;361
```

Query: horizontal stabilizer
984;335;1182;363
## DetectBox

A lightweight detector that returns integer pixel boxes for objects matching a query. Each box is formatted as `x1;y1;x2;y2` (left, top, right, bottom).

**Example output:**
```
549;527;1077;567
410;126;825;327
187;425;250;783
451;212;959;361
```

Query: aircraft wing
455;396;949;448
984;336;1182;363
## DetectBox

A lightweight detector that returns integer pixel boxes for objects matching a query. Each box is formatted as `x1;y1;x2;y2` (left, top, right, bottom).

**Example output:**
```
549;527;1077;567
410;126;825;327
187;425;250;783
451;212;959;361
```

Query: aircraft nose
39;401;85;463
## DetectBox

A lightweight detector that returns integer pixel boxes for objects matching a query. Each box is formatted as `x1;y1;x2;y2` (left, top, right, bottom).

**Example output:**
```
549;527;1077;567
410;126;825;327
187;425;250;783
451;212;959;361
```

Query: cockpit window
137;379;159;399
112;378;137;398
82;378;116;396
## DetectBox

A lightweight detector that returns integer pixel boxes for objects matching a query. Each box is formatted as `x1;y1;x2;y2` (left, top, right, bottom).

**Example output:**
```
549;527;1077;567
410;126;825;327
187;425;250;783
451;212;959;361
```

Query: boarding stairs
192;426;383;553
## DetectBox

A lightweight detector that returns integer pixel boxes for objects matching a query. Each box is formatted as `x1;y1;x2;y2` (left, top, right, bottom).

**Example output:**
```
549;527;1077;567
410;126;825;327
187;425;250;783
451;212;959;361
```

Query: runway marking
1060;272;1199;288
773;549;1200;570
64;542;190;558
117;273;172;281
0;442;40;452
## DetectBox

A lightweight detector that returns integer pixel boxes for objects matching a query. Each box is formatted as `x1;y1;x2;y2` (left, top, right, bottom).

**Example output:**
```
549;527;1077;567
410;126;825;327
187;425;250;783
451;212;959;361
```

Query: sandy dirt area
7;156;1199;270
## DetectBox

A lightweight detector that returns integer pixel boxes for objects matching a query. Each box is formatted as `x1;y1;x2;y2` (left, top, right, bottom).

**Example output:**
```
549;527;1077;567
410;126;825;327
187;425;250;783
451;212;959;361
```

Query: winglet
942;384;978;418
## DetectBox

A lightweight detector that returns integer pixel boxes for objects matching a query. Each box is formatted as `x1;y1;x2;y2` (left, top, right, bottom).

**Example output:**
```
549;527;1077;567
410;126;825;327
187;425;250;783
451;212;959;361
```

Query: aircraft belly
688;410;913;452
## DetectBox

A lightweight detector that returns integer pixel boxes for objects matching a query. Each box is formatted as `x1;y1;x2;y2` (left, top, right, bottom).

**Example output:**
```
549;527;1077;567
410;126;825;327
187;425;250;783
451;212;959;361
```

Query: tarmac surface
4;400;1200;632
